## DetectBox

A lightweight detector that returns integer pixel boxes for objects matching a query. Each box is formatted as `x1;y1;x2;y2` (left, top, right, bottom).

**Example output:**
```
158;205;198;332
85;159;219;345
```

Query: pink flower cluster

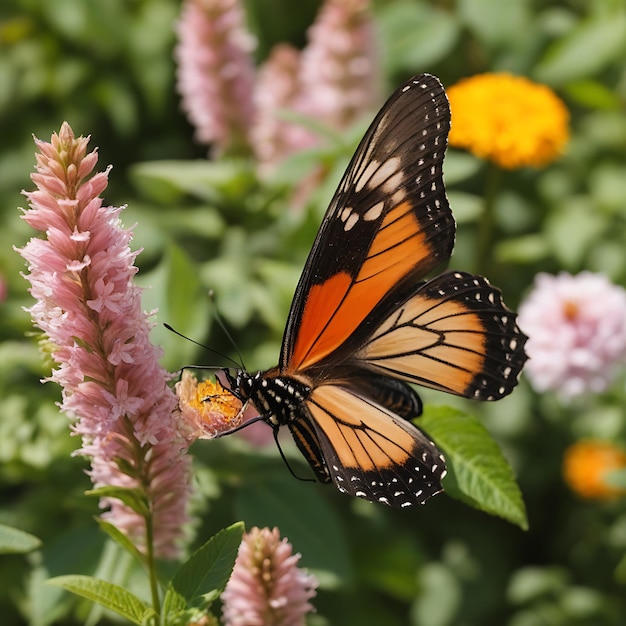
175;0;256;155
175;0;378;168
518;271;626;399
222;527;318;626
18;123;192;558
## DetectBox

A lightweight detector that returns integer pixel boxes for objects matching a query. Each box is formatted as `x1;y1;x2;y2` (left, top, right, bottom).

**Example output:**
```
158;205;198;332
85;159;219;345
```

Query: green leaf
85;486;150;517
534;12;626;85
495;234;551;264
162;522;244;617
235;472;352;587
0;523;42;554
545;201;607;269
130;159;257;203
458;0;530;47
47;575;155;625
134;248;212;372
164;242;207;335
420;405;528;530
95;519;146;566
605;468;626;489
445;191;484;223
565;79;623;110
443;151;482;185
379;1;460;72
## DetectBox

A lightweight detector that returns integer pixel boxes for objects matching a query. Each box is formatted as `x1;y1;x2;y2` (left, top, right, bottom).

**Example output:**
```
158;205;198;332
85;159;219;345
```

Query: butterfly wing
353;270;528;399
281;74;455;373
290;383;446;508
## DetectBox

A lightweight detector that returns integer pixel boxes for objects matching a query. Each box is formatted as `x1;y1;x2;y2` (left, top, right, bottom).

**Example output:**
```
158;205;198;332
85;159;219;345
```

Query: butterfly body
221;74;527;508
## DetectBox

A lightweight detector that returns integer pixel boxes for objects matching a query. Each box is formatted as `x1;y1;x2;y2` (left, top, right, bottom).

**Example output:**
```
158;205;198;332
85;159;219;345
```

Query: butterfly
221;74;527;508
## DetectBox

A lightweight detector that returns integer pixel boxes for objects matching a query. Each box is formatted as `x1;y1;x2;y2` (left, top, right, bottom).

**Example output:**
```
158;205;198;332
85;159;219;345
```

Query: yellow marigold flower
176;370;243;441
563;440;626;500
447;73;569;169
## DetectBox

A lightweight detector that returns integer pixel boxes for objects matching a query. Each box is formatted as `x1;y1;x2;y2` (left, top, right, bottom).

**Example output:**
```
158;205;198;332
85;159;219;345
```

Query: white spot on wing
344;212;359;231
383;168;405;194
363;201;384;221
355;160;380;192
366;157;402;192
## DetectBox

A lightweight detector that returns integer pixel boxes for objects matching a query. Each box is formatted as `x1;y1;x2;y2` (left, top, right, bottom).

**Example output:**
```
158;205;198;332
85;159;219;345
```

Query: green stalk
144;505;161;619
476;163;502;276
120;416;161;620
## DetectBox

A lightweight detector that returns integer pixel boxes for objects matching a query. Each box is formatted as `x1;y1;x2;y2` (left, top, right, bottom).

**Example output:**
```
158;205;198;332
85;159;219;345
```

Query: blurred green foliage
1;0;625;624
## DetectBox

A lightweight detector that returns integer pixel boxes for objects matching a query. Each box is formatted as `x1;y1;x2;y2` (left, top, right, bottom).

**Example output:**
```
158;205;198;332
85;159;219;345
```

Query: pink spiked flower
175;0;256;156
222;527;318;626
18;123;192;558
251;0;379;174
518;271;626;399
299;0;379;129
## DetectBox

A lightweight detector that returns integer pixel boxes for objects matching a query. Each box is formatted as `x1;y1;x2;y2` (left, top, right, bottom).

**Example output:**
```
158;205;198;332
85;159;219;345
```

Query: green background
1;0;625;624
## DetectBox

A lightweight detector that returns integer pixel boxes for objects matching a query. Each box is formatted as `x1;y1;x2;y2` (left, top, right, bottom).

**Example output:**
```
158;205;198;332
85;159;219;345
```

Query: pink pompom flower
518;271;626;399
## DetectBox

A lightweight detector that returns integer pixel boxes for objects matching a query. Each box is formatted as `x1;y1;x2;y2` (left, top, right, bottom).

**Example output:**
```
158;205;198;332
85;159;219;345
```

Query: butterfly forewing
355;271;527;399
281;74;455;373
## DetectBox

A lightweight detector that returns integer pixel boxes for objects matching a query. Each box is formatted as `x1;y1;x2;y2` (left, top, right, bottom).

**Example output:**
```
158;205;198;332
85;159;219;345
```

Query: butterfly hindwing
301;384;446;508
354;270;527;400
281;74;455;373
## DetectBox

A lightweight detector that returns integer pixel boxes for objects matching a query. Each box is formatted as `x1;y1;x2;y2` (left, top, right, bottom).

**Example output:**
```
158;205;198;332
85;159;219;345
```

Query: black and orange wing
352;271;528;400
280;74;455;373
289;384;446;508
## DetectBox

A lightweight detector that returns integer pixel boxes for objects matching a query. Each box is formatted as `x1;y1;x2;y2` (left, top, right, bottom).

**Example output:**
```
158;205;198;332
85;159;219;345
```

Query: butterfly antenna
215;417;314;482
163;323;241;370
272;427;316;483
208;290;246;370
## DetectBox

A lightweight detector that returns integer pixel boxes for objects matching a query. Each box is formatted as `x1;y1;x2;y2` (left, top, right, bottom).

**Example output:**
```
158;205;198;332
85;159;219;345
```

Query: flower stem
145;505;161;616
476;163;502;276
120;416;161;615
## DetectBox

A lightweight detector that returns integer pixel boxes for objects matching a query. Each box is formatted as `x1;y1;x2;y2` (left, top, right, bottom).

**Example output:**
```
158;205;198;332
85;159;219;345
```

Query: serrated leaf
47;575;155;625
162;522;244;617
420;405;528;530
0;523;42;554
96;519;146;566
86;486;150;517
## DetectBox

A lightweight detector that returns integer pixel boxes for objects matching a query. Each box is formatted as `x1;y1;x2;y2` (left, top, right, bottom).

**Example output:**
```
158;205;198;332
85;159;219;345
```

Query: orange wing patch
356;271;526;400
291;272;352;371
362;296;484;395
291;201;434;371
307;385;417;471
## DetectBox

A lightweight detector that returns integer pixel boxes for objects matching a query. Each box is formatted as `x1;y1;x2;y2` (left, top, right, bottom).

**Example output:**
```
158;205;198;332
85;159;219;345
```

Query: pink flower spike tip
222;526;318;626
